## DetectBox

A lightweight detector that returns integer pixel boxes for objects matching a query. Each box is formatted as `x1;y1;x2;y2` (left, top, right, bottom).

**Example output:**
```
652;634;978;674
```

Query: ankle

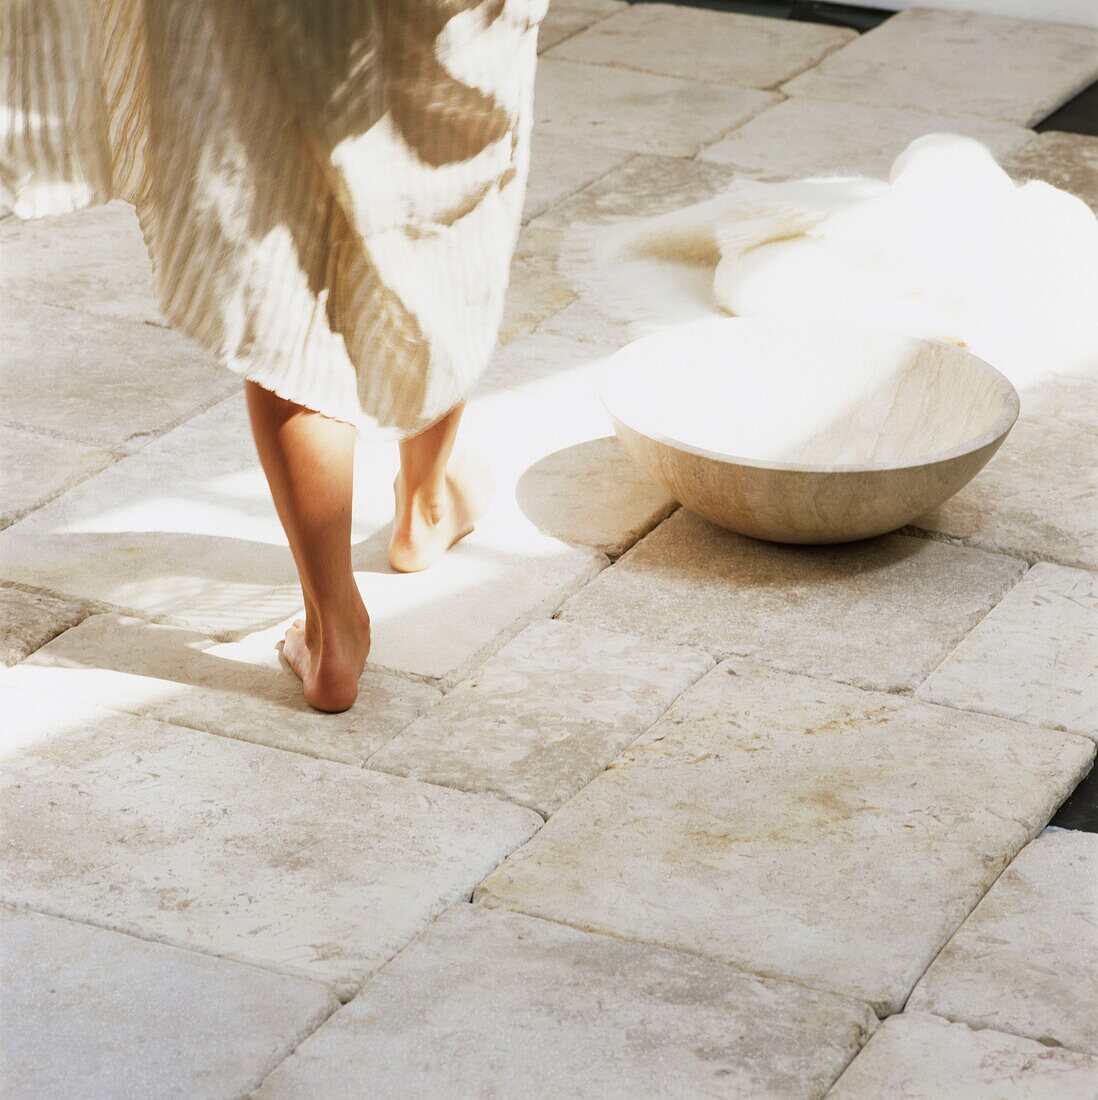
396;476;449;527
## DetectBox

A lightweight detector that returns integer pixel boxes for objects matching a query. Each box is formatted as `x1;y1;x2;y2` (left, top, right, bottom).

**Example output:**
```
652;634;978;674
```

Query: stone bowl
599;317;1018;544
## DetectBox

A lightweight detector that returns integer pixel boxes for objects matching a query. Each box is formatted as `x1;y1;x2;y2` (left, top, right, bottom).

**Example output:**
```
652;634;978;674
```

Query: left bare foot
281;600;371;713
388;460;489;573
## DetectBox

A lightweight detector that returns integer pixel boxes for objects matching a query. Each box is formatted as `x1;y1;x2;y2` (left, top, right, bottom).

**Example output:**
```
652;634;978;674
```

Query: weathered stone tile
0;425;114;529
0;392;607;682
475;662;1094;1013
917;563;1097;740
499;225;576;344
523;133;631;223
369;620;711;816
1;906;336;1100
478;329;615;393
536;2;612;53
0;689;542;997
561;508;1026;692
534;58;779;157
700;98;1032;180
783;9;1098;126
0;201;162;325
514;435;678;558
0;586;89;668
1002;130;1098;214
827;1012;1098;1098
2;613;441;766
531;151;739;231
908;831;1097;1054
913;416;1098;570
1018;372;1098;434
536;297;635;349
1;298;235;451
256;904;876;1100
548;4;854;89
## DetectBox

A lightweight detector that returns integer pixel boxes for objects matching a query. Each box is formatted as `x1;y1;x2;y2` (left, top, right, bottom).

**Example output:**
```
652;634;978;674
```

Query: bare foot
388;461;489;573
281;602;371;713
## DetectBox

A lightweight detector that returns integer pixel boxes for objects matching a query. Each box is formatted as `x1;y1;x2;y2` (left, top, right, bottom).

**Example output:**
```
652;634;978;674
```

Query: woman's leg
389;402;488;572
245;381;371;713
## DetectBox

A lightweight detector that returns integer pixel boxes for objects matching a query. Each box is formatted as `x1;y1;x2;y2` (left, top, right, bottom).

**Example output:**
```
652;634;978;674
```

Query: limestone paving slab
0;392;607;683
513;435;678;558
918;563;1097;741
1018;372;1098;434
534;58;779;158
499;225;576;344
560;507;1027;692
548;4;855;89
0;585;89;667
914;415;1098;570
0;688;542;996
1;298;234;451
475;661;1094;1014
0;424;114;529
908;830;1098;1055
1002;130;1098;213
523;132;631;223
531;150;739;231
0;200;163;325
536;2;614;53
700;98;1033;180
827;1012;1098;1099
256;904;876;1100
1;906;337;1100
783;9;1098;126
2;613;441;766
368;619;712;816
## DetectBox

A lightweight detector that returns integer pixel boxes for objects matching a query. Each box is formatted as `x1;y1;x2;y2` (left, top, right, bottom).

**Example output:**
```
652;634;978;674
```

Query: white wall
845;0;1098;28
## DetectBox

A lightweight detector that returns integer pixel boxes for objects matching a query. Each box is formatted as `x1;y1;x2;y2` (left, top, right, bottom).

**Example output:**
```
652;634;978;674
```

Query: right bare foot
281;601;371;713
388;461;489;573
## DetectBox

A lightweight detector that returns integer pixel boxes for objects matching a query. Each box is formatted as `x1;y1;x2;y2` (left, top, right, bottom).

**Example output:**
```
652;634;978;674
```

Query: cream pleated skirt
1;0;547;437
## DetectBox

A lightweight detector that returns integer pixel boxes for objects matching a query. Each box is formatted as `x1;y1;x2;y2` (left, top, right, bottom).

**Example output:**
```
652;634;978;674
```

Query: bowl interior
600;317;1018;471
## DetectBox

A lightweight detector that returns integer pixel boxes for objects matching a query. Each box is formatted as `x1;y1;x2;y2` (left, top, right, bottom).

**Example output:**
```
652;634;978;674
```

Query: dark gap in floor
1049;762;1098;833
1036;79;1098;137
629;0;895;34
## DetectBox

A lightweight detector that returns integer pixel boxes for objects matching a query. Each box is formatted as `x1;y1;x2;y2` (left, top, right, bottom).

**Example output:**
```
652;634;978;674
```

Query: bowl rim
598;317;1021;475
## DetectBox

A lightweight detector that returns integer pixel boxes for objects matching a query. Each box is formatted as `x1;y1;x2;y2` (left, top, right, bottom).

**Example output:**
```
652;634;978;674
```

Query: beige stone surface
500;225;576;344
0;393;607;682
368;619;711;816
0;424;113;528
2;613;441;765
909;830;1097;1054
534;58;779;157
476;662;1094;1014
536;2;613;52
914;415;1098;570
536;297;635;349
523;133;631;223
0;201;162;325
532;150;738;230
548;4;854;89
700;98;1033;179
514;435;678;557
1002;130;1098;213
0;689;542;996
1019;372;1098;434
783;9;1098;126
918;563;1097;740
257;904;876;1100
478;329;616;393
827;1012;1098;1099
1;906;337;1100
561;508;1026;692
0;586;88;668
0;298;234;451
602;318;1019;545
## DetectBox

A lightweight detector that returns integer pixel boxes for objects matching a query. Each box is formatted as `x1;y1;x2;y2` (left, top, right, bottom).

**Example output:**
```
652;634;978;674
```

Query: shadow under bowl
600;317;1019;545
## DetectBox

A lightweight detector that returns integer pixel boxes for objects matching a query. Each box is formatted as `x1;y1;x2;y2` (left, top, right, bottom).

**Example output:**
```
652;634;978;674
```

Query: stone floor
1;4;1096;1098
